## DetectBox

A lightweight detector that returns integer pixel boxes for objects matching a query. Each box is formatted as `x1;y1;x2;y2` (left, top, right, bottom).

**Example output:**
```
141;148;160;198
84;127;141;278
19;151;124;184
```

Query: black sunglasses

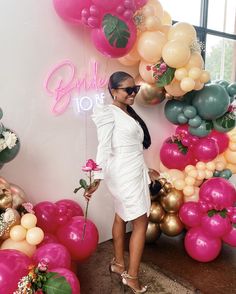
116;85;141;95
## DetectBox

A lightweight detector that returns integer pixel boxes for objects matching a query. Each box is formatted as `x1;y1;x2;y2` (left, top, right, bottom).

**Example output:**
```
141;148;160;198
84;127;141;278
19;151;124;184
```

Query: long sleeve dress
91;104;151;222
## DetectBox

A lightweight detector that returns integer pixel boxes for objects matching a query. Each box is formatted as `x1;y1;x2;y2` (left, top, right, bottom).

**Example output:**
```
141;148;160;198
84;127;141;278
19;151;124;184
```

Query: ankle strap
111;258;124;268
121;271;138;279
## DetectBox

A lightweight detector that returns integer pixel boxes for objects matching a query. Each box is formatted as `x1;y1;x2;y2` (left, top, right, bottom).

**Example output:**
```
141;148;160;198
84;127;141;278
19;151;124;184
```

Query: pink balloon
184;227;222;262
201;214;231;238
199;178;236;209
175;124;189;136
53;0;92;24
160;137;195;170
92;0;121;10
56;216;99;261
38;233;59;247
91;17;137;58
207;130;229;153
50;267;80;294
193;138;219;162
179;202;203;228
55;199;84;217
0;249;32;293
34;201;59;233
33;243;71;269
222;226;236;247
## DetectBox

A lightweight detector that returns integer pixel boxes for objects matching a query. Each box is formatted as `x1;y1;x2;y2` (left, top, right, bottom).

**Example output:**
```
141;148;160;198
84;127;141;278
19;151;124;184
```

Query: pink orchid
38;259;48;272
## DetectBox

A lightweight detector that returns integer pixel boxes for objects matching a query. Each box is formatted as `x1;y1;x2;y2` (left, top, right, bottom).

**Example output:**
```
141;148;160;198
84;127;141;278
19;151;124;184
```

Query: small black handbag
149;180;162;196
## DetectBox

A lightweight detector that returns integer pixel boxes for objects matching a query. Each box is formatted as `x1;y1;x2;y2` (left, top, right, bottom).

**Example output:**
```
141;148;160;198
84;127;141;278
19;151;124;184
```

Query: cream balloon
168;22;197;45
185;52;204;70
139;60;156;83
137;31;167;63
21;213;37;229
206;161;216;171
145;16;162;31
161;10;172;25
173;179;185;190
184;187;199;202
196;161;206;170
188;67;202;80
162;40;191;68
183;185;195;197
215;160;227;170
118;56;139;66
174;68;188;81
159;24;171;36
194;79;204;90
147;0;164;19
229;142;236;151
142;5;155;17
180;77;195;92
185;176;195;186
26;227;44;245
200;70;210;83
10;225;27;241
1;238;36;257
164;78;186;97
226;163;236;174
185;165;195;173
167;169;185;181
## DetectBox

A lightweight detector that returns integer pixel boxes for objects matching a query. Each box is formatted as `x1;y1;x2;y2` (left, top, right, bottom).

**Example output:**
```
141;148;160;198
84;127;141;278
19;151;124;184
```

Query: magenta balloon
160;137;195;170
33;243;71;269
38;233;59;248
55;199;84;217
50;267;80;294
199;178;236;209
175;124;189;136
34;201;59;233
193;138;219;162
207;130;229;153
92;0;120;10
201;214;231;238
53;0;92;24
91;18;137;58
179;202;203;228
0;249;31;293
56;216;99;261
184;227;222;262
222;226;236;247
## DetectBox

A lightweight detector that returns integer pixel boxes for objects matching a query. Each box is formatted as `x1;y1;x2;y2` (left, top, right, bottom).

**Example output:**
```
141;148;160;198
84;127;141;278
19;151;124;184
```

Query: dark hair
108;71;151;149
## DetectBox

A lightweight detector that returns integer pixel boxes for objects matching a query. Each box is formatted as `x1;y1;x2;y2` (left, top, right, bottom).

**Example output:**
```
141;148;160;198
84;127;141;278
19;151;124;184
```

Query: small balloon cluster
146;175;184;243
0;107;20;168
53;0;148;58
179;178;236;262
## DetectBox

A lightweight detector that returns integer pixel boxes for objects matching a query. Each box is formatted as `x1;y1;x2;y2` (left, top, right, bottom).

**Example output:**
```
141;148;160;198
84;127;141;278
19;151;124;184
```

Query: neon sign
44;60;108;115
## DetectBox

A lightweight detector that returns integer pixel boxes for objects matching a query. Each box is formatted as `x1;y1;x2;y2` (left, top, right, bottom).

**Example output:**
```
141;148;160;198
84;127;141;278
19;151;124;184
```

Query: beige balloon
1;238;36;257
162;40;191;68
137;31;167;63
149;202;165;223
26;227;44;245
161;10;172;25
21;213;37;229
159;24;171;37
147;0;164;19
180;77;195;92
174;67;188;81
160;213;184;236
139;60;156;84
145;16;162;31
160;189;184;212
10;225;27;241
145;221;161;243
164;78;186;97
168;22;197;45
185;52;204;70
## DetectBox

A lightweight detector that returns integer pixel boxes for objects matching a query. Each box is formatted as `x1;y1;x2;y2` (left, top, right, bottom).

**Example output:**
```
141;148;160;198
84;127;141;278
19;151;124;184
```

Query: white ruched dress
91;104;151;221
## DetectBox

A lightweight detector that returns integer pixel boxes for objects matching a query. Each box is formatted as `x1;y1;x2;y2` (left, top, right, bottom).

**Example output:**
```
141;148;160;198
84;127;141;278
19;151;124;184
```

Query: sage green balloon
227;83;236;97
164;100;187;124
0;108;2;120
188;115;202;128
183;105;197;119
182;91;197;105
0;139;20;163
213;170;221;177
214;80;229;89
220;169;232;179
189;120;213;137
192;84;230;120
177;113;188;124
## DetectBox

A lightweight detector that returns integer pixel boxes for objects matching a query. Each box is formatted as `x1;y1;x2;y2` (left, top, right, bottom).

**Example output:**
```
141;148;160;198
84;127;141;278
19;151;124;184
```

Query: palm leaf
102;14;130;48
156;67;175;88
43;272;72;294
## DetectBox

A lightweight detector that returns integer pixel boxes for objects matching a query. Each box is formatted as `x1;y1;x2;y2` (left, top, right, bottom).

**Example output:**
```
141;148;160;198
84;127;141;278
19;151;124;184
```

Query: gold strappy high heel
109;258;125;275
121;271;147;293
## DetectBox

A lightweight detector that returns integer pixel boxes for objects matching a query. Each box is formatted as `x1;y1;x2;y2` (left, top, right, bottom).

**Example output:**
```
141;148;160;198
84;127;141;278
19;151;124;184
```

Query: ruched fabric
91;104;151;221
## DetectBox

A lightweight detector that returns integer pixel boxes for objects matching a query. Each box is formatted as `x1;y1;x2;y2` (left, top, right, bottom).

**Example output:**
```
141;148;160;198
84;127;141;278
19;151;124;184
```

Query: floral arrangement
14;259;71;294
146;59;175;88
74;159;101;239
0;129;18;152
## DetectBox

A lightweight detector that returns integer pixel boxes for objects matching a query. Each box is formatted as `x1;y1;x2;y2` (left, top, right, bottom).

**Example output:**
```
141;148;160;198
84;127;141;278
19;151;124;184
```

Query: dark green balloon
213;112;236;133
213;170;221;177
192;84;230;120
182;91;197;105
214;80;229;89
0;108;2;120
188;115;202;128
0;139;20;163
189;120;213;137
220;169;232;179
227;83;236;97
164;100;187;124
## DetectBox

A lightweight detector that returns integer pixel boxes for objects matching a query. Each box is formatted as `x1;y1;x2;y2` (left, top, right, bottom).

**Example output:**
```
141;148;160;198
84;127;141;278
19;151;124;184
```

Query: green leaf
102;14;130;48
233;223;236;228
74;187;82;194
80;179;88;189
156;67;175;88
208;209;217;217
171;139;188;154
43;272;72;294
219;208;228;218
205;120;213;131
217;112;236;129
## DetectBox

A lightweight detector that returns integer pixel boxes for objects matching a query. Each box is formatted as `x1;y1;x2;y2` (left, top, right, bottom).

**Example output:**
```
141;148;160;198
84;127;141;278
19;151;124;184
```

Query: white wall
0;0;173;242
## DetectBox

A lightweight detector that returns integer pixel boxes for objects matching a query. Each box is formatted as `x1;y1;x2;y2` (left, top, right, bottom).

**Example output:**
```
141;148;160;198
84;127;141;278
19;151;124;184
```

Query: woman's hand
83;179;101;201
148;169;160;182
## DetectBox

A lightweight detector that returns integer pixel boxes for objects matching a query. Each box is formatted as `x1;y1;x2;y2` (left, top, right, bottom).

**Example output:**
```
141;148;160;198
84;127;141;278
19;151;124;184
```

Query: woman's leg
128;214;148;288
112;213;126;272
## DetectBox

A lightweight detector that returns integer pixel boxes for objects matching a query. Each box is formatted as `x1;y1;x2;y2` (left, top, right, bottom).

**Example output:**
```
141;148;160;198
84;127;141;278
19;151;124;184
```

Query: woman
86;71;155;293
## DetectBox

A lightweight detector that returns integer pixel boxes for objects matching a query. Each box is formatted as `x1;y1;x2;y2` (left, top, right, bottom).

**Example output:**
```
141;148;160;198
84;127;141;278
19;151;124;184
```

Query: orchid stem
82;171;92;241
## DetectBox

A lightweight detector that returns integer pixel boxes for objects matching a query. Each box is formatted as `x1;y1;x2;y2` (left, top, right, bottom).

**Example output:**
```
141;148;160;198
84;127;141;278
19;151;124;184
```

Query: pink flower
22;202;35;214
35;290;44;294
82;159;102;172
160;62;167;71
146;65;152;71
38;259;48;272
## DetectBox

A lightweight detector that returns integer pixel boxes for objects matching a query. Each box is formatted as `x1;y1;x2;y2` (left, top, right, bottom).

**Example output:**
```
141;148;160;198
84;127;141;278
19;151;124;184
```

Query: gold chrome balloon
163;182;173;194
10;184;27;209
160;213;184;236
145;221;161;243
135;76;165;106
158;178;167;187
149;202;165;223
158;188;167;197
160;189;184;213
0;186;13;210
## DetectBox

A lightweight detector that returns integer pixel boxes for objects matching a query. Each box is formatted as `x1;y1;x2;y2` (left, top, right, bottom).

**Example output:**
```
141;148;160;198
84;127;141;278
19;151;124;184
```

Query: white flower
1;131;17;149
0;138;7;151
3;208;15;222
